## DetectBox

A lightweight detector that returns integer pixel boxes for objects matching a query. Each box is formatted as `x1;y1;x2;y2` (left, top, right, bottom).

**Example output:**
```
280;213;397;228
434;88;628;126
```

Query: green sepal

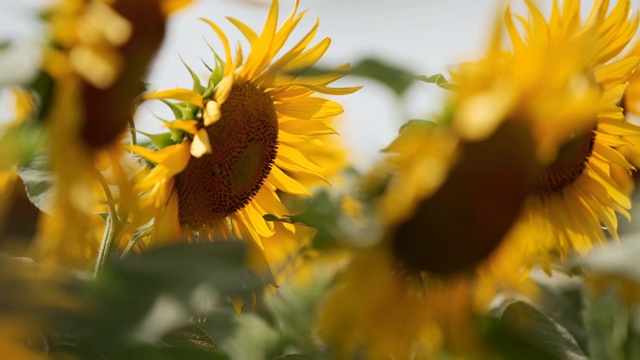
135;130;176;149
161;100;198;121
180;56;206;94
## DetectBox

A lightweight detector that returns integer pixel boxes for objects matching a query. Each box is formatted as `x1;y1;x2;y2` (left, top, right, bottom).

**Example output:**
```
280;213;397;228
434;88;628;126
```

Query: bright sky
1;0;640;168
142;0;498;168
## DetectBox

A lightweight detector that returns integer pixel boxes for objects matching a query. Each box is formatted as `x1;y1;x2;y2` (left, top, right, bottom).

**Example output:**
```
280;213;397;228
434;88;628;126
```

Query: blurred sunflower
450;0;640;272
320;0;640;356
29;0;191;269
129;0;358;284
318;118;538;358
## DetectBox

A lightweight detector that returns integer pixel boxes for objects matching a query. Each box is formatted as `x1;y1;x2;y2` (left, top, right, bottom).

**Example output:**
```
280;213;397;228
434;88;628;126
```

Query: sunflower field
5;0;640;359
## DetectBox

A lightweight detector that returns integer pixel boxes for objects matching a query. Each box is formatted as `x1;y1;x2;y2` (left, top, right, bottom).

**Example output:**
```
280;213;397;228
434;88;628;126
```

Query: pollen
536;127;596;195
175;82;278;225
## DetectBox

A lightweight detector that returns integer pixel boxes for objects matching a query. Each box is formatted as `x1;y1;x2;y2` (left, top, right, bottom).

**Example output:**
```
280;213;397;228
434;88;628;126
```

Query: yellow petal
268;166;312;196
226;16;258;45
275;97;343;120
127;142;190;169
144;88;203;108
279;119;338;136
165;120;198;134
199;18;234;76
215;75;234;104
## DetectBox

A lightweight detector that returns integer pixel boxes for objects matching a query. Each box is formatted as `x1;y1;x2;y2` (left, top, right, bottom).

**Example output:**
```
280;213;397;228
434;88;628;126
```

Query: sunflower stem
129;117;138;145
94;174;122;276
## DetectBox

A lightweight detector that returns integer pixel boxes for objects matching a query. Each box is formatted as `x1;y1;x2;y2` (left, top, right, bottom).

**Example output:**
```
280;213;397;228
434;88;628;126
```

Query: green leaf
29;71;55;121
398;119;437;134
161;323;219;354
291;57;418;95
15;154;55;214
59;242;261;359
533;273;588;354
0;40;10;52
272;355;322;360
348;58;416;95
416;73;456;91
489;300;588;360
289;191;342;249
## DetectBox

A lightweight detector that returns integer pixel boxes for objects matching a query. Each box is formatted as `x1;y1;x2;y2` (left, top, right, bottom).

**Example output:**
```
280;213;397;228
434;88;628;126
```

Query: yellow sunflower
450;0;640;273
129;0;358;282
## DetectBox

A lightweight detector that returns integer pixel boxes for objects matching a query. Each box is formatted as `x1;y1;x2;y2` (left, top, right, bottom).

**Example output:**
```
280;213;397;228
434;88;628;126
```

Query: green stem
94;175;121;276
129;117;138;146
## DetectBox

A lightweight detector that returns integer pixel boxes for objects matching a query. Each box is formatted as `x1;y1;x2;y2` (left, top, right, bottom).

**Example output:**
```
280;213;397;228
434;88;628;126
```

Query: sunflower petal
144;88;204;108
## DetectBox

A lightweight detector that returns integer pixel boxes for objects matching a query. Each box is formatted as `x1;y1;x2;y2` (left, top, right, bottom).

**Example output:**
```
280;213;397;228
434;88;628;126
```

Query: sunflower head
129;0;358;296
175;81;280;225
450;0;640;272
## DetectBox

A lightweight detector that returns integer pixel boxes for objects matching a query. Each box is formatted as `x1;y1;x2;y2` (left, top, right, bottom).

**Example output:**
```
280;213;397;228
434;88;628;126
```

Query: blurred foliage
294;57;452;96
0;242;266;359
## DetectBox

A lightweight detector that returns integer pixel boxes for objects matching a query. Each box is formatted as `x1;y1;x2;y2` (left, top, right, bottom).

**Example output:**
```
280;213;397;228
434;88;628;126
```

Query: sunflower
449;0;640;273
129;0;358;283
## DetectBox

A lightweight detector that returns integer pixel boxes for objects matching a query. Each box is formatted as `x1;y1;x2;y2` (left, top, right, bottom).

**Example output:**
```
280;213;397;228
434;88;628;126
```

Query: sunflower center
175;82;279;225
535;127;596;195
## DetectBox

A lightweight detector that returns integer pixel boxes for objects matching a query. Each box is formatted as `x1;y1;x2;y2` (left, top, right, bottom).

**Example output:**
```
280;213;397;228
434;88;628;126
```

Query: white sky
1;0;640;168
142;0;499;168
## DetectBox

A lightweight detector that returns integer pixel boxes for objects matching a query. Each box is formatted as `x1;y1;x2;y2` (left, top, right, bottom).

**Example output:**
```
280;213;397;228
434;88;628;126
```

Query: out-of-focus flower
318;116;538;358
128;0;359;297
450;0;640;272
30;0;187;269
319;0;640;356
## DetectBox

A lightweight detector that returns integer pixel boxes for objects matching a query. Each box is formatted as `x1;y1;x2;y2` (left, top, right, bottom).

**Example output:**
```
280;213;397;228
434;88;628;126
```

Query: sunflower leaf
416;73;456;91
398;119;437;134
348;58;416;95
0;40;11;52
291;57;417;95
161;323;221;354
29;71;55;121
487;300;588;360
15;154;56;214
